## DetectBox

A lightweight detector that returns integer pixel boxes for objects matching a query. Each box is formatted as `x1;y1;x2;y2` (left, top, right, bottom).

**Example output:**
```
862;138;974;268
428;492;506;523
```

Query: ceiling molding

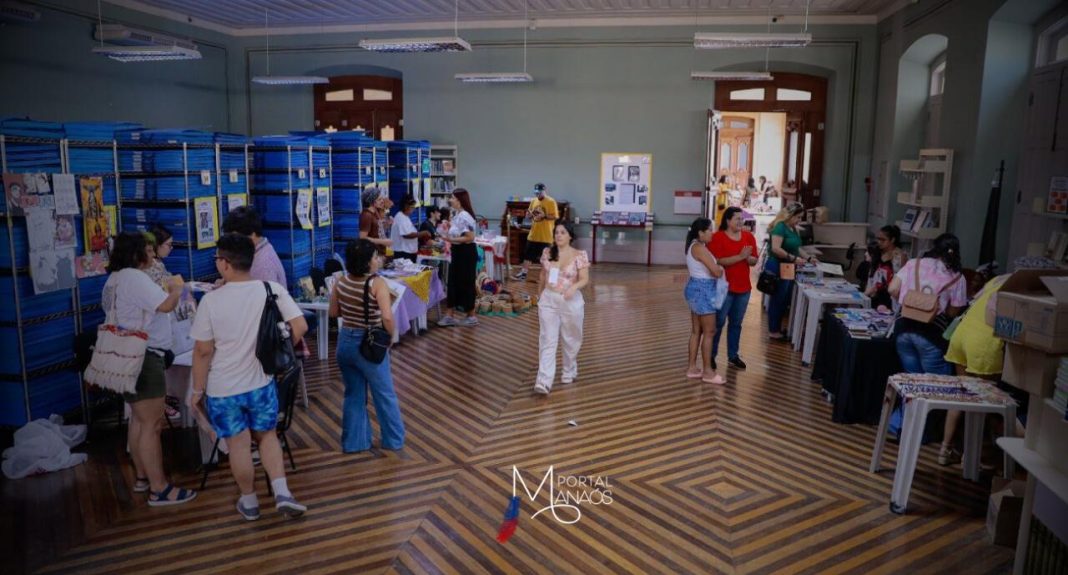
105;0;878;37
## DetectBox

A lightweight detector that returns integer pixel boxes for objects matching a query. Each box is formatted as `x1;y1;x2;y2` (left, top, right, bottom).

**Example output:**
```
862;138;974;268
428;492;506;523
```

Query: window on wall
730;88;765;101
1038;16;1068;67
929;57;946;96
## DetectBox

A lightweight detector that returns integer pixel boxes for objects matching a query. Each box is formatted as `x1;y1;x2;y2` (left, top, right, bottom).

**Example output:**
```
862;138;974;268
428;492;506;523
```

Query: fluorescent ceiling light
359;36;472;53
694;32;812;49
252;75;329;85
455;72;533;83
691;71;774;81
95;24;196;50
91;45;202;62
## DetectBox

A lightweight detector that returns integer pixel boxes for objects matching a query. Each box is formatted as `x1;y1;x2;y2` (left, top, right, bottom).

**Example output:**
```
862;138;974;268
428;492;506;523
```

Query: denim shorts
206;383;279;439
684;277;718;316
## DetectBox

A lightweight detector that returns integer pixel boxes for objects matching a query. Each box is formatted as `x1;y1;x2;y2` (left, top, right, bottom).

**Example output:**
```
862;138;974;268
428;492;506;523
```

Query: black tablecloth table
811;309;902;424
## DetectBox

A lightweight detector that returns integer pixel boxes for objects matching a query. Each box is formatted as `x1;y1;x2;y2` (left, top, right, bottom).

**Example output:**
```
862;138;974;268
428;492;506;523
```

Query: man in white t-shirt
190;233;309;521
390;195;430;262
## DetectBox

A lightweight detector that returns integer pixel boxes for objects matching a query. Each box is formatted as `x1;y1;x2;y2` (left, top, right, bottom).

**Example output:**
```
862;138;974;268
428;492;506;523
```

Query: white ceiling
108;0;906;35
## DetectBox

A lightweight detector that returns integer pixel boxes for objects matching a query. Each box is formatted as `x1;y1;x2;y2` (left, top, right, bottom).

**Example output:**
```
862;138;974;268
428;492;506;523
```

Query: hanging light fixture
690;4;782;81
456;1;533;83
690;71;773;81
252;9;328;85
694;1;811;49
91;3;201;62
361;0;471;53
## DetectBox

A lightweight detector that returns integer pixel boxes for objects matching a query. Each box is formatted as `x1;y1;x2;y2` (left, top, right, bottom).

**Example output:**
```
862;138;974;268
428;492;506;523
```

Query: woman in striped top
328;239;405;453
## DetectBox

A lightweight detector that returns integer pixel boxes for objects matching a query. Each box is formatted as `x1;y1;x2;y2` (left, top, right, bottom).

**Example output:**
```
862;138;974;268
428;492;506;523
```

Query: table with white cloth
475;235;509;282
788;276;870;366
163;351;216;464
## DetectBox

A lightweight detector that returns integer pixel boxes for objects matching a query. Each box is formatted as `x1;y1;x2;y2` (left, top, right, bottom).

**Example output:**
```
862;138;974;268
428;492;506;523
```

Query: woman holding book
534;221;590;395
708;207;758;370
766;202;816;341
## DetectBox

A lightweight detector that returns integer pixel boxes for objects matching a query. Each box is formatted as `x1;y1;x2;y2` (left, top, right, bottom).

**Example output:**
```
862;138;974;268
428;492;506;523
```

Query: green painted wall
0;0;233;130
228;24;879;241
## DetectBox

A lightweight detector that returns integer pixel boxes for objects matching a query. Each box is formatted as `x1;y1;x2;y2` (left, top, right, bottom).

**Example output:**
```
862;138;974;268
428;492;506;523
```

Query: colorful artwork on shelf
80;177;109;256
194;196;219;249
1049;176;1068;214
296;188;313;230
316;187;331;227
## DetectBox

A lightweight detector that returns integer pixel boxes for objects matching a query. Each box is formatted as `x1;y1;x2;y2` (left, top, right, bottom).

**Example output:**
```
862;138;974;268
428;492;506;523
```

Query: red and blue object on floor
495;496;521;543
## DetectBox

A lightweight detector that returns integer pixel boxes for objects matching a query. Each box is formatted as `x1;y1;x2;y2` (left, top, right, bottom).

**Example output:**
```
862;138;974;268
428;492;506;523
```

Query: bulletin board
600;153;652;213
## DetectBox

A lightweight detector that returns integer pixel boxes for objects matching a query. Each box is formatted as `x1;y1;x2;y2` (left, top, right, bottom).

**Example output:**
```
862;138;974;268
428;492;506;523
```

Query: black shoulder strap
263;281;273;299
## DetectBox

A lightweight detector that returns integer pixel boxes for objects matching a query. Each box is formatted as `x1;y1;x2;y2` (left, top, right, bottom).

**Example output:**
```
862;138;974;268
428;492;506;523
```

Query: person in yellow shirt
513;182;558;281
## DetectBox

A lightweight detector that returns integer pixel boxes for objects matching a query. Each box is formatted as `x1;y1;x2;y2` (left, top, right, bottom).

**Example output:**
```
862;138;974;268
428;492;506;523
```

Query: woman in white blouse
437;189;480;327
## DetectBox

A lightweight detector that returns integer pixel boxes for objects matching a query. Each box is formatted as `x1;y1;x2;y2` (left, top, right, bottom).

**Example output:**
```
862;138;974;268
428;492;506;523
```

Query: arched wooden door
313;75;403;140
711;73;827;208
719;116;755;191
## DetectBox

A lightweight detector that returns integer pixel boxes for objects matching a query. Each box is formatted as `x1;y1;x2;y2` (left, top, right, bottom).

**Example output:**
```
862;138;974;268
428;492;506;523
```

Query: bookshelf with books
895;149;953;253
430;144;457;205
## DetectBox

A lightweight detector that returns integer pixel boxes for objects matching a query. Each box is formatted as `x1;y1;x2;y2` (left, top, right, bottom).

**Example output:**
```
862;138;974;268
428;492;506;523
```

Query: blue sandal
148;484;197;507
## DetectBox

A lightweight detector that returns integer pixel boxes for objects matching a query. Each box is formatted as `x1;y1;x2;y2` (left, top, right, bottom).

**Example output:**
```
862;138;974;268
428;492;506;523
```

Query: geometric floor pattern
1;264;1014;574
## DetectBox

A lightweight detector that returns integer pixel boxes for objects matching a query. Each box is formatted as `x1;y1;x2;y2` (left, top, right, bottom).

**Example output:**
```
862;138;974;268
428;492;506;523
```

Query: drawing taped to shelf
194;196;218;249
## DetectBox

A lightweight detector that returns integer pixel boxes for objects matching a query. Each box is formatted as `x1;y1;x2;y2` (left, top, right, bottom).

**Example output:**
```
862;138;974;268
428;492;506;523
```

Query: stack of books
832;307;894;339
1054;358;1068;419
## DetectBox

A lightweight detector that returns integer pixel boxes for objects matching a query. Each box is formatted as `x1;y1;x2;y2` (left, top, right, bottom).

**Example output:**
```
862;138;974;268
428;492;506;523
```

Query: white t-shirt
448;210;476;239
189;280;302;398
391;212;419;254
102;268;171;350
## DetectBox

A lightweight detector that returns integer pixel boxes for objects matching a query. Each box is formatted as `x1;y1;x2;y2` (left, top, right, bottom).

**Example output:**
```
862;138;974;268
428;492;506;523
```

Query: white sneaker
561;376;574;384
534;383;550;395
512;271;527;281
437;315;458;327
459;316;480;327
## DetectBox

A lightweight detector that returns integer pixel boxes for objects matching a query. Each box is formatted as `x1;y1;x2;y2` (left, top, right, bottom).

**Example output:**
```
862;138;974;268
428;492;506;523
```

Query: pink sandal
701;373;726;385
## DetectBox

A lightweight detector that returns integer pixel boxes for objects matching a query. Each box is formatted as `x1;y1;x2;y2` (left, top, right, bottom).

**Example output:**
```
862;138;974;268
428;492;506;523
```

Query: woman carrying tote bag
329;239;405;453
89;232;196;506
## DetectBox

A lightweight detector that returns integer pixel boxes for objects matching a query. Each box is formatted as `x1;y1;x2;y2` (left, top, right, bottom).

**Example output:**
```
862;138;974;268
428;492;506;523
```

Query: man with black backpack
190;233;309;521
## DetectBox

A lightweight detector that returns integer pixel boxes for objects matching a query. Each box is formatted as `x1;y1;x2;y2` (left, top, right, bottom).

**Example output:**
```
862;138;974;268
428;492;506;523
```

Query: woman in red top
707;207;758;370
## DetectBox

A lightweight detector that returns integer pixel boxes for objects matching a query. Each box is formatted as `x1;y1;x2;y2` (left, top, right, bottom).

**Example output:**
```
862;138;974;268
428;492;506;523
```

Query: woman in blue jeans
329;239;405;452
888;233;967;375
708;207;758;370
766;203;817;341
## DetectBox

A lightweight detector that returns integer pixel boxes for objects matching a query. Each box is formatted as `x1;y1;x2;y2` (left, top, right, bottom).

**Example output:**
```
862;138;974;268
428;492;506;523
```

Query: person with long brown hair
534;221;590;395
438;188;480;327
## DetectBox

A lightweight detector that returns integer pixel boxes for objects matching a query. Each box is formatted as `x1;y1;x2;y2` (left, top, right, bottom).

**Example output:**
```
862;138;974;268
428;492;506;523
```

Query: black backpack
255;282;296;375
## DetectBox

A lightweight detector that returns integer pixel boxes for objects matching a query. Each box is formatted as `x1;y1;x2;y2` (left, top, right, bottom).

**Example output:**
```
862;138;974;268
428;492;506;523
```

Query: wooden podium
501;200;571;266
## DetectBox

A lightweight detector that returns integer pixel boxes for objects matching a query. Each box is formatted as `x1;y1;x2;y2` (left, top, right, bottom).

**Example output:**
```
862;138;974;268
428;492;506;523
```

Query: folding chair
199;365;301;490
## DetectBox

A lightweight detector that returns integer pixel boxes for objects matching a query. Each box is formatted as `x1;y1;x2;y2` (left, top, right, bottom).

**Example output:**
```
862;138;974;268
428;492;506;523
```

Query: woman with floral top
534;221;590;395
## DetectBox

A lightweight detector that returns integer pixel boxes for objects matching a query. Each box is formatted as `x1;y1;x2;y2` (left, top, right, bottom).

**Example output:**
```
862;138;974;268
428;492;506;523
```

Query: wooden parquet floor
1;264;1014;574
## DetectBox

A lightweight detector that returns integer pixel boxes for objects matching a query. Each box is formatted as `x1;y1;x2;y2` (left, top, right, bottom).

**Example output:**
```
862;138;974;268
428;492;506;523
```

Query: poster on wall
316;187;331;227
194;196;219;249
80;177;110;255
296;188;313;230
1048;176;1068;214
600;153;652;213
227;193;247;213
52;174;80;216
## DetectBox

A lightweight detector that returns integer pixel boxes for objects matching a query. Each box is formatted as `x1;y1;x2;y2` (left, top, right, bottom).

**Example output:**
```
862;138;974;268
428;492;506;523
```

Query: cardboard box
1001;343;1058;397
994;270;1068;353
986;478;1026;547
811;222;868;247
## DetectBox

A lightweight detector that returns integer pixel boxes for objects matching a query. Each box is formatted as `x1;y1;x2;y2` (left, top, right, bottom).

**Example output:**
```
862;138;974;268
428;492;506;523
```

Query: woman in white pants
535;221;590;395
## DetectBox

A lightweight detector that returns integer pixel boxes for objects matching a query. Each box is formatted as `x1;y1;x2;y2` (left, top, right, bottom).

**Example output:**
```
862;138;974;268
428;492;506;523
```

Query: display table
810;309;900;424
870;374;1017;514
590;213;655;266
163;351;217;464
789;277;870;365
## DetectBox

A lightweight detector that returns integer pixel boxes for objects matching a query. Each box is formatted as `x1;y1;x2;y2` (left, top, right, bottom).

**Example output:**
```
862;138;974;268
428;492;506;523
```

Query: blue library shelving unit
251;136;312;295
0;119;81;427
326;131;375;256
118;130;226;283
386;140;430;225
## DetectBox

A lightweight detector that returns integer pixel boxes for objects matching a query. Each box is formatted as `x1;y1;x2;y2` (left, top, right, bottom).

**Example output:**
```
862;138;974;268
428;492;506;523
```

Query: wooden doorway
313;75;403;140
719;116;755;191
711;73;828;207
